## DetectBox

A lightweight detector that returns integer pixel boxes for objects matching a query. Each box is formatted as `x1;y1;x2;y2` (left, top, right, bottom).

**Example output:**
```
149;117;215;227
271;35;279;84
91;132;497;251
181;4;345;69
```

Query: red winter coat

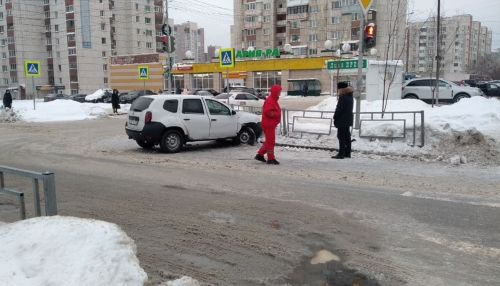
261;85;282;129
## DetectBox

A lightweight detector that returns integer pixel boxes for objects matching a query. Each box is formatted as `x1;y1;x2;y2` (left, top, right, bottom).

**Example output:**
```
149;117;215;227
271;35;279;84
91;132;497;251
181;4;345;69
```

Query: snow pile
160;276;201;286
0;216;147;286
0;107;20;123
85;89;111;101
280;96;500;164
9;100;129;122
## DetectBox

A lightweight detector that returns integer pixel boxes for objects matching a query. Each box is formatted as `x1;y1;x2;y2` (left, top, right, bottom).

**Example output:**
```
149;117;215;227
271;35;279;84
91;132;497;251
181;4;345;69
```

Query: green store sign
236;48;281;59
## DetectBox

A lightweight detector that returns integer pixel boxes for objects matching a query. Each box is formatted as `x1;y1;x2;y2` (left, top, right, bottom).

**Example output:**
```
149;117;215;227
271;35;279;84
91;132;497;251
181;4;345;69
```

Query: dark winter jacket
111;91;120;108
261;85;282;129
3;91;12;108
334;87;354;128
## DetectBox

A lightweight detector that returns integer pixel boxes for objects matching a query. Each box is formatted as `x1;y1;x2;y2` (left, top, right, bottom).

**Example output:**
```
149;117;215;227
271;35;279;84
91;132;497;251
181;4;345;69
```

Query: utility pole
164;0;172;94
406;27;410;73
433;0;441;106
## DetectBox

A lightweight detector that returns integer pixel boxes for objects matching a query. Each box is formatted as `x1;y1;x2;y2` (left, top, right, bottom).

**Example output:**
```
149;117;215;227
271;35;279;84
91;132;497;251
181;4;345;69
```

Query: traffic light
169;36;176;53
364;23;376;49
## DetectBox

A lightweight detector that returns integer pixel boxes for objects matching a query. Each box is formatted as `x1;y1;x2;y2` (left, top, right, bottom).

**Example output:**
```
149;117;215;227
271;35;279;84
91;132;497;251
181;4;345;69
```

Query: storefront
172;56;343;96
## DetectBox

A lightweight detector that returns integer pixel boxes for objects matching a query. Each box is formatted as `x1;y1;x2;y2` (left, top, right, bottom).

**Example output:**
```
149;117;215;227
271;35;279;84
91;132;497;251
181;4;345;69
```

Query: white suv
125;95;262;153
402;78;484;103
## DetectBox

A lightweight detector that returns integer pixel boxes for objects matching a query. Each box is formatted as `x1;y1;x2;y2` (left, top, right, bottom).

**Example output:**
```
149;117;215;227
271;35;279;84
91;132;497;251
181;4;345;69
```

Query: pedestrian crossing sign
138;66;149;80
25;61;41;78
219;48;235;68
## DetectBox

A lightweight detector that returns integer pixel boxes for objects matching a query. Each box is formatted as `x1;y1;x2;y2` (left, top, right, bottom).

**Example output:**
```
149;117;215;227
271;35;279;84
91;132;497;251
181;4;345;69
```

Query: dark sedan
478;83;500;97
119;90;156;104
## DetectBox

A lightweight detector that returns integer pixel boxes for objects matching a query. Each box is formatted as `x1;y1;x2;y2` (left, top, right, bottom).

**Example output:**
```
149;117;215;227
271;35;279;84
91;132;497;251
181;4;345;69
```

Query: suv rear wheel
160;130;184;153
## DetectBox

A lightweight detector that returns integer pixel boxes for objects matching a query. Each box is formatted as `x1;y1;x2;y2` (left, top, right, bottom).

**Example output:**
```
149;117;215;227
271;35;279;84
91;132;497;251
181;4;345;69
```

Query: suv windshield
130;97;154;112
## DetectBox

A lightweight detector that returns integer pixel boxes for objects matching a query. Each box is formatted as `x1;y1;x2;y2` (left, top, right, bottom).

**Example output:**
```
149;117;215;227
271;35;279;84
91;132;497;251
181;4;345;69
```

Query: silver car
402;78;484;103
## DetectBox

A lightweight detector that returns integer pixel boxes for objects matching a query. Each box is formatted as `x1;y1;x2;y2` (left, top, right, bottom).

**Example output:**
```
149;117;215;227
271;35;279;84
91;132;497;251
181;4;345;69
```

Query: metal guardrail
0;165;57;220
281;109;425;147
230;104;262;114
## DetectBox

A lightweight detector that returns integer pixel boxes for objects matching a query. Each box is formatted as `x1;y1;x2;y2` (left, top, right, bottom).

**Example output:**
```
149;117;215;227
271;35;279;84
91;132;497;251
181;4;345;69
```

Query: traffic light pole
164;0;172;94
354;13;365;129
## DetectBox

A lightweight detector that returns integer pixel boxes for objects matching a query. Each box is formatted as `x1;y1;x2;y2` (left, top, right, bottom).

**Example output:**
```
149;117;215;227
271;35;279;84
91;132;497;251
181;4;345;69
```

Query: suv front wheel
160;130;184;153
234;126;256;146
453;93;470;103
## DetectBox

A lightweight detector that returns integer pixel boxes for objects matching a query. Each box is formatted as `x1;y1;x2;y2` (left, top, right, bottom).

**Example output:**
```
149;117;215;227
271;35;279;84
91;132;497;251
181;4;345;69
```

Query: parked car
402;78;484;103
193;89;220;96
43;94;67;102
477;83;500;97
85;89;113;103
193;90;216;96
227;86;264;99
215;92;263;108
70;94;87;103
125;95;262;153
119;90;156;104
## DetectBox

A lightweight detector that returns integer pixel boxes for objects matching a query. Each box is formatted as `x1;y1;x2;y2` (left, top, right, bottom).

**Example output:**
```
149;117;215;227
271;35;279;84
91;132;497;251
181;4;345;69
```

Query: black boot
254;154;266;163
331;153;344;159
267;159;280;165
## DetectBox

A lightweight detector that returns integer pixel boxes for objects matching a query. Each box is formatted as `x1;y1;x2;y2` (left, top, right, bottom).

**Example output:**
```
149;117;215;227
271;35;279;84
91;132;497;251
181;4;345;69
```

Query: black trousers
337;126;351;156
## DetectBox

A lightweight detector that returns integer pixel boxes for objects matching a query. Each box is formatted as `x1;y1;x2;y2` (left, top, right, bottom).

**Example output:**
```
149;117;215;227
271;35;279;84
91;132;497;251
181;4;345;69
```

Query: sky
169;0;500;52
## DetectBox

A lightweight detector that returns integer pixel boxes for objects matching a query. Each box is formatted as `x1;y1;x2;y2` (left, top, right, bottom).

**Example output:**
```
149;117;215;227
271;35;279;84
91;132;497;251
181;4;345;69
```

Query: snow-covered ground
0;216;200;286
0;100;130;122
2;97;499;164
279;96;500;165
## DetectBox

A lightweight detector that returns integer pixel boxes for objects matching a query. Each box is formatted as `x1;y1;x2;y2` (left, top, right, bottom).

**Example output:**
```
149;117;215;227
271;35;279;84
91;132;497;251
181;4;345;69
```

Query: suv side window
163;99;178;113
206;99;230;116
235;94;246;100
408;80;425;87
182;99;205;114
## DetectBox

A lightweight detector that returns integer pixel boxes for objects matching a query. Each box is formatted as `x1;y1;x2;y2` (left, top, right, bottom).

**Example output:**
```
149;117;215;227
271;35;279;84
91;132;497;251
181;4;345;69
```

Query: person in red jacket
255;85;282;165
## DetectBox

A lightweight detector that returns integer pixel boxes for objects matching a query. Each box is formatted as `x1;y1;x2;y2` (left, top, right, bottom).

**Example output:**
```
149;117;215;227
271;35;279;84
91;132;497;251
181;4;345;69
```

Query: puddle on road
288;249;380;286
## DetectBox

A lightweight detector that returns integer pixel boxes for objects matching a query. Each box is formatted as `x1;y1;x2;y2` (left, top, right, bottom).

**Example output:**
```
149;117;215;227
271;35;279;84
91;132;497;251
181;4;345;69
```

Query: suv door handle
183;118;190;121
211;119;217;121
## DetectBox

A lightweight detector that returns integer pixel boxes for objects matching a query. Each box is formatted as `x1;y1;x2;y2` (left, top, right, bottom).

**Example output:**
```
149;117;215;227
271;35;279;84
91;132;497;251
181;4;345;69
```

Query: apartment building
173;22;205;64
1;0;165;98
407;15;493;79
231;0;407;59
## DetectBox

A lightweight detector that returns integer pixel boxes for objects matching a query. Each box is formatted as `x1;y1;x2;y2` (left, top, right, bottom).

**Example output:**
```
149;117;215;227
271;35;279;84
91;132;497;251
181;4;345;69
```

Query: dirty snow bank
0;216;147;286
279;97;500;165
6;100;129;122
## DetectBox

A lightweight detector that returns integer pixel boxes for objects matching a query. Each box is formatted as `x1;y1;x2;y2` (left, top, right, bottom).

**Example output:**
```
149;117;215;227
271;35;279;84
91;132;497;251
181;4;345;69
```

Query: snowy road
1;117;499;285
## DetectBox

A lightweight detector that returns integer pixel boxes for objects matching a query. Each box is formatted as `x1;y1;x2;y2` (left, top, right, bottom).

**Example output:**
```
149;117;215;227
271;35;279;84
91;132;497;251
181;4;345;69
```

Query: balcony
277;7;287;14
286;13;308;21
244;9;262;16
244;22;262;29
276;32;286;39
276;20;287;27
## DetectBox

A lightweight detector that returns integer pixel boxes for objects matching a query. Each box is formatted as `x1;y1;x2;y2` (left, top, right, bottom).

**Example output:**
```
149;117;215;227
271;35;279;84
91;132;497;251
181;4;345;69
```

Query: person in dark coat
302;82;309;97
2;90;12;110
255;85;282;165
111;89;120;114
332;82;354;159
175;87;182;94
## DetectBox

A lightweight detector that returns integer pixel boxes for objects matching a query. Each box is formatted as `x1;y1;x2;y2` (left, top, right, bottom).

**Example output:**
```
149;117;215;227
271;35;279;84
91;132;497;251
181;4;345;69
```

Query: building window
2;65;7;72
145;30;153;36
45;11;50;18
309;34;318;42
155;6;162;13
145;17;151;24
331;31;340;39
11;77;17;84
100;10;104;17
192;74;214;90
0;12;3;21
103;64;107;71
0;26;3;34
102;51;106;57
3;78;8;85
8;50;15;57
101;23;106;30
66;5;73;13
292;21;300;29
67;20;75;29
144;5;151;12
135;3;139;10
101;37;106;44
136;16;140;22
9;63;15;70
137;41;141;47
67;34;75;42
254;71;281;90
331;16;340;24
146;42;152;49
104;77;108;84
54;25;59;32
69;63;77;69
310;20;318;28
291;35;300;42
1;52;5;59
68;48;76;55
